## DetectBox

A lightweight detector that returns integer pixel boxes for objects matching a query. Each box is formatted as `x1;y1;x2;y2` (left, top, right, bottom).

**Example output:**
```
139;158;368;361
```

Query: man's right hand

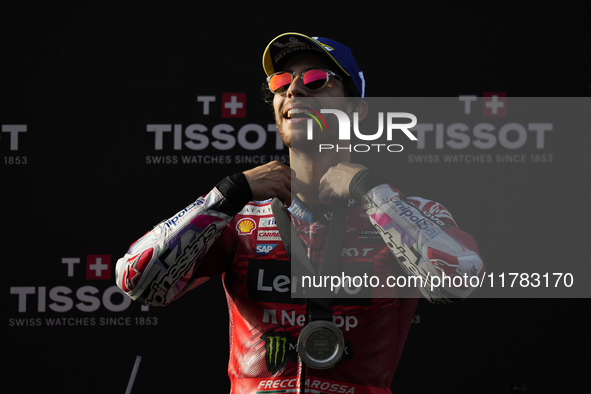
243;161;298;207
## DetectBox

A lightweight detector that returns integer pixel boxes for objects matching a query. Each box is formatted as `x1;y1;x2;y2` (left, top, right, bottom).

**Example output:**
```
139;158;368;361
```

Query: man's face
272;52;348;148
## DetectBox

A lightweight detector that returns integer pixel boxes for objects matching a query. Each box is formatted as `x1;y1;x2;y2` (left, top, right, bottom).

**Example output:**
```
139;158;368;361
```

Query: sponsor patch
240;205;273;216
259;217;277;228
257;230;282;241
346;226;357;237
236;218;256;235
359;228;382;243
163;199;205;229
256;244;278;255
262;331;297;375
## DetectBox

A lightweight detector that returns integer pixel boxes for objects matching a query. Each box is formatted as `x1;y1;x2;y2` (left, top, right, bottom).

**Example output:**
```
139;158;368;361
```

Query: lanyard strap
271;198;347;322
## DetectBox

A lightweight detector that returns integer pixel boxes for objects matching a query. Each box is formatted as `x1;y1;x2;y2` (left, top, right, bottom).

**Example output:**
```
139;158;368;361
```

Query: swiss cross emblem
221;93;246;118
86;255;111;280
483;92;507;117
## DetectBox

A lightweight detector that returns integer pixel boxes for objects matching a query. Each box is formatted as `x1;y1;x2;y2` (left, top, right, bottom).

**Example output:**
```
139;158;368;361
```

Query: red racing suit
115;177;484;394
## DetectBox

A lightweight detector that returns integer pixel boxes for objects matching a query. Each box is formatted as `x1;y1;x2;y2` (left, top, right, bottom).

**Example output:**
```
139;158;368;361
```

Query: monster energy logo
262;331;296;375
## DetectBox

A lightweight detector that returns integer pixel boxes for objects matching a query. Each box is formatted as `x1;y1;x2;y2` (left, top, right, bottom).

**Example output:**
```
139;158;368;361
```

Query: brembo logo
305;109;417;153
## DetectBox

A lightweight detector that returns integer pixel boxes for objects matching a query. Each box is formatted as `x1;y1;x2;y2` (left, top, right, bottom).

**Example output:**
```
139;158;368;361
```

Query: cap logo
311;37;334;52
273;36;306;48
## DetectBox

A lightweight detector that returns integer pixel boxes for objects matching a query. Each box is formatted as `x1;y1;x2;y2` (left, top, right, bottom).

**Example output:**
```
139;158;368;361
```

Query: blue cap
262;32;365;97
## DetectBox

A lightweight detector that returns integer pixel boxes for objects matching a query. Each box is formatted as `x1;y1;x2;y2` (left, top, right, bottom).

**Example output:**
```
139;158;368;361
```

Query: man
115;32;484;393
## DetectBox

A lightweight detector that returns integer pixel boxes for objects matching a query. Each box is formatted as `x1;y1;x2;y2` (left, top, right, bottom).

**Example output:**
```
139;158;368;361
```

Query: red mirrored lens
269;73;293;93
302;70;328;90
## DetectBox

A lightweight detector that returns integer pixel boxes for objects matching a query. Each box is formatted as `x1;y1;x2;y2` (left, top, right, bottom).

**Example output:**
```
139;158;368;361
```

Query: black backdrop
3;3;589;393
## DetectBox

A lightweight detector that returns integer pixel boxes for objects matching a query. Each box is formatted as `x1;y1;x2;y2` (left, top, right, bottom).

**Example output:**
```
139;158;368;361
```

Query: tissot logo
410;96;553;156
144;93;289;166
9;256;149;315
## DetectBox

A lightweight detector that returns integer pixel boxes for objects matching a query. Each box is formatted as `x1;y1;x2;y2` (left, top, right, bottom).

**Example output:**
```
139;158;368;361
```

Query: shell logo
236;218;256;235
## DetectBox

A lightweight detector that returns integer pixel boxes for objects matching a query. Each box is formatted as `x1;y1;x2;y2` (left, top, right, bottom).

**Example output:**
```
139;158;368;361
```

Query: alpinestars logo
262;331;297;374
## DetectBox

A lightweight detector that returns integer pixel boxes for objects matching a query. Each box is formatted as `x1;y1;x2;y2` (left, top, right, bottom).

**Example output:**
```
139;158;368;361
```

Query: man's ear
351;99;368;122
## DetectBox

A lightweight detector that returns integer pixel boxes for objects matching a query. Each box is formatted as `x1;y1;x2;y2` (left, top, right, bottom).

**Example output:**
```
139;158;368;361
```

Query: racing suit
116;172;484;394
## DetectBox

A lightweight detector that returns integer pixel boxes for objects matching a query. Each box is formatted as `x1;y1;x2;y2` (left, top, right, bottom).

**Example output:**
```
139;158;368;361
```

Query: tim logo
256;244;278;255
262;331;297;374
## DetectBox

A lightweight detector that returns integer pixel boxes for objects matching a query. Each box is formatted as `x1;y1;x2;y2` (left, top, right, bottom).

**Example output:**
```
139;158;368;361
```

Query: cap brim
262;32;350;78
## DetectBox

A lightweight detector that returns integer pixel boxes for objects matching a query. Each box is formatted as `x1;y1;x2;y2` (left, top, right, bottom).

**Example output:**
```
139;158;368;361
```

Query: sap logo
256;244;278;255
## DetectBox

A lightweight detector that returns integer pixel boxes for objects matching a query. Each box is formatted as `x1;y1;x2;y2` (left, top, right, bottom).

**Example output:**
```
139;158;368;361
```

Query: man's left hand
318;162;367;206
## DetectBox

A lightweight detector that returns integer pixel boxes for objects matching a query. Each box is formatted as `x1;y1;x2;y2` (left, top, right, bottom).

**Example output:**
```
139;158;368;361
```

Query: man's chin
278;118;337;152
291;133;337;154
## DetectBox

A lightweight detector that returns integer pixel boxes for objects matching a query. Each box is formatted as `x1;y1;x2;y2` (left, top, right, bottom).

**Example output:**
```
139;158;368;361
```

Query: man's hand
318;162;367;206
243;161;298;207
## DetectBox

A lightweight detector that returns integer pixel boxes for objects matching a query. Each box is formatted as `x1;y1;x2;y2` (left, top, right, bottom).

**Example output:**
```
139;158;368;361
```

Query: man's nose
286;75;308;98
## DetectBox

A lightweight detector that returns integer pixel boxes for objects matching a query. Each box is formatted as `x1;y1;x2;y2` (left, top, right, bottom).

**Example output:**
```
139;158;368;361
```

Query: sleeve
115;174;252;306
350;170;485;303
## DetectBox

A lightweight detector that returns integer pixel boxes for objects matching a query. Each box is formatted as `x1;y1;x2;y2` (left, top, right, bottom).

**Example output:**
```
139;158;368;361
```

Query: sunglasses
267;68;344;94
